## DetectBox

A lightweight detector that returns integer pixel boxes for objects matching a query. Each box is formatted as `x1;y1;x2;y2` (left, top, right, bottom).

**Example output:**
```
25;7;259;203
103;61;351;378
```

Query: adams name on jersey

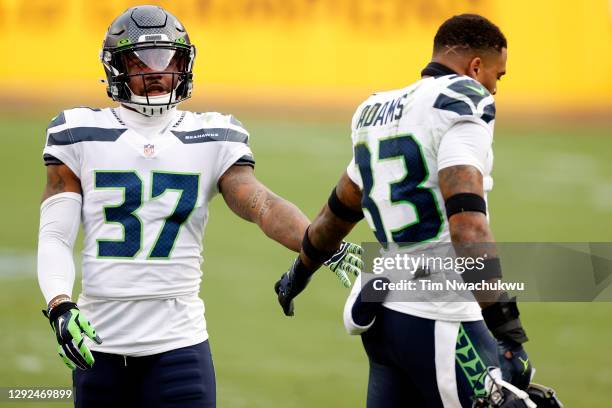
43;107;254;301
345;74;496;322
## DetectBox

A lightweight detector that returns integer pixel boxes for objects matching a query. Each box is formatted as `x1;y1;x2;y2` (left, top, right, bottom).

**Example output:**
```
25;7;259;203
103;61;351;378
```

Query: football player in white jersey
36;6;363;408
275;14;541;407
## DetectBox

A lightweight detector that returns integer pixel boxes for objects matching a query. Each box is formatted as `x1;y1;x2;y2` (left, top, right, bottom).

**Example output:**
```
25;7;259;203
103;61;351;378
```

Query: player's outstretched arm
439;164;533;389
273;172;365;316
218;164;309;252
306;172;364;257
219;166;363;313
38;164;102;370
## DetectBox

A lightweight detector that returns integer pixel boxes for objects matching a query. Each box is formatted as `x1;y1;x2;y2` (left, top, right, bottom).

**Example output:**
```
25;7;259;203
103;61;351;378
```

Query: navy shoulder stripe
433;94;473;116
47;127;126;146
171;128;249;144
481;103;496;123
447;79;490;107
47;112;66;130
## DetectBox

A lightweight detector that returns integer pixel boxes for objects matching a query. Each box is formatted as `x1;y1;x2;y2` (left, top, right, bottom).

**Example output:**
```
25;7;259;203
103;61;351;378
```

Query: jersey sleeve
216;115;255;185
346;101;368;188
437;120;492;174
346;156;363;188
42;111;82;178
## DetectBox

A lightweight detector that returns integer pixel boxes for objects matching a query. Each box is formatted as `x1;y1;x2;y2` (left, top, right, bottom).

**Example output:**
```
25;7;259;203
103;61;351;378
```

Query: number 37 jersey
43;107;254;301
346;74;496;321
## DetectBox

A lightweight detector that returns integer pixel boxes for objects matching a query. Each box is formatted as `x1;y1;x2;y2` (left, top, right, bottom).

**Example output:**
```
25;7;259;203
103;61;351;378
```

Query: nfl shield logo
144;144;155;157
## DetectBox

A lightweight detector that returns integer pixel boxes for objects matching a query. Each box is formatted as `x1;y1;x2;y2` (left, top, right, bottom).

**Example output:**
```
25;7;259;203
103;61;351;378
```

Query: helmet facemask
102;42;195;116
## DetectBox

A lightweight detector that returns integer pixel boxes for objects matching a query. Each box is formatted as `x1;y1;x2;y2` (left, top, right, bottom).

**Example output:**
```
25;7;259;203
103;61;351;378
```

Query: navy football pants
361;308;498;408
73;341;216;408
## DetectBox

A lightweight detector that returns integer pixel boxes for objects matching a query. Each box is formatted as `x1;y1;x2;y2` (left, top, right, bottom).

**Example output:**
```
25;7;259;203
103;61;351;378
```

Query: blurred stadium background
1;0;611;407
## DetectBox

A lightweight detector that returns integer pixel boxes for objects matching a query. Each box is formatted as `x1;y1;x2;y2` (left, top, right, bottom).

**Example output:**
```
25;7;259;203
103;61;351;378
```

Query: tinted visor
123;48;187;73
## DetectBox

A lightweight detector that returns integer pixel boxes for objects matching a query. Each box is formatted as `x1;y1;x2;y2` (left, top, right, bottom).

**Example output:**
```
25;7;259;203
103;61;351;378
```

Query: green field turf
1;114;611;407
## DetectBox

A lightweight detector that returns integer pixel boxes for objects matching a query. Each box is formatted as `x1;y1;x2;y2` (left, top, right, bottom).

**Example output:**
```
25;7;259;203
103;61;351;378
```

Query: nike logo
465;84;487;96
518;356;530;373
57;318;65;341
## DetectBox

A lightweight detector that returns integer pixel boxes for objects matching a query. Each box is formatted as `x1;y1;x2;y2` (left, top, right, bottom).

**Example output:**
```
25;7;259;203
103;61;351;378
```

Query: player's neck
421;61;461;78
119;104;176;129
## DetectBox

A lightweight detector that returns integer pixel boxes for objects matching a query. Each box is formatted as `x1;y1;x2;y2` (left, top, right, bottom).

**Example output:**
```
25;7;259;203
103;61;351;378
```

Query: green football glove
42;301;102;370
323;241;363;287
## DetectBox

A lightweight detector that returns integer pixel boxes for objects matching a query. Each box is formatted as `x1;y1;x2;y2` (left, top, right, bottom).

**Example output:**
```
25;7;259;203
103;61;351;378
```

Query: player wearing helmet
99;6;196;116
37;6;362;408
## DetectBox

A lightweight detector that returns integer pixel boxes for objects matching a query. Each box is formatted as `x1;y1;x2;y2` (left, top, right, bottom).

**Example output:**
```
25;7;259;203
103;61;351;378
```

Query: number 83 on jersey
354;134;444;246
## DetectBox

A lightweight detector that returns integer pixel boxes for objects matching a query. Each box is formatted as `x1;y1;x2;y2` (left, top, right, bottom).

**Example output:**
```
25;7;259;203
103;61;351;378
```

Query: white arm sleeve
437;120;492;174
37;192;82;304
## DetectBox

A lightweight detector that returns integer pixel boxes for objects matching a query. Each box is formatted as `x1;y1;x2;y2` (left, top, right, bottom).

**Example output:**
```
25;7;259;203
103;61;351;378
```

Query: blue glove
497;340;533;390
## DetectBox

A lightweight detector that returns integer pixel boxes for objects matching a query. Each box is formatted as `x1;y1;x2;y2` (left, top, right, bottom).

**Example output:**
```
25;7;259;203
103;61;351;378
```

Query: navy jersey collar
421;62;459;78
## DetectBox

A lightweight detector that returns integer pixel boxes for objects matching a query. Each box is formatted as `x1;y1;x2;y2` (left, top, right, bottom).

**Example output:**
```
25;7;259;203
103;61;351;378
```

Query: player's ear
467;56;482;78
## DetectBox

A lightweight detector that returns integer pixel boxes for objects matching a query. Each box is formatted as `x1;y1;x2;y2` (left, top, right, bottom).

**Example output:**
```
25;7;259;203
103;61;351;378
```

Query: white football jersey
346;73;496;322
43;106;254;355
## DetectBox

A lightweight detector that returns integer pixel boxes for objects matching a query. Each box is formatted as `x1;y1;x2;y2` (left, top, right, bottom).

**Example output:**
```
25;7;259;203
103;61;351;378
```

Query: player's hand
497;340;534;390
274;258;314;316
43;301;103;370
323;241;363;288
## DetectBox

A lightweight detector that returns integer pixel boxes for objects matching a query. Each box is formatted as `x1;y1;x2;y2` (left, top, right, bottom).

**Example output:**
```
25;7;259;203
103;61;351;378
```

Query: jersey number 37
94;170;200;259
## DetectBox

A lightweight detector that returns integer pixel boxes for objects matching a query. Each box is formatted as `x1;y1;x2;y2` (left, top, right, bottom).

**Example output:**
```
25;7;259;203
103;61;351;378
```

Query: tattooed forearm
250;189;264;210
223;174;275;225
219;165;309;252
257;195;273;221
438;166;502;307
447;212;496;257
259;194;309;251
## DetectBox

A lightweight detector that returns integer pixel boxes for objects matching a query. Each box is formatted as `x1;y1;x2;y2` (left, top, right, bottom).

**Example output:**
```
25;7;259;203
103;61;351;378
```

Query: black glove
482;293;533;390
498;340;533;390
274;257;314;316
